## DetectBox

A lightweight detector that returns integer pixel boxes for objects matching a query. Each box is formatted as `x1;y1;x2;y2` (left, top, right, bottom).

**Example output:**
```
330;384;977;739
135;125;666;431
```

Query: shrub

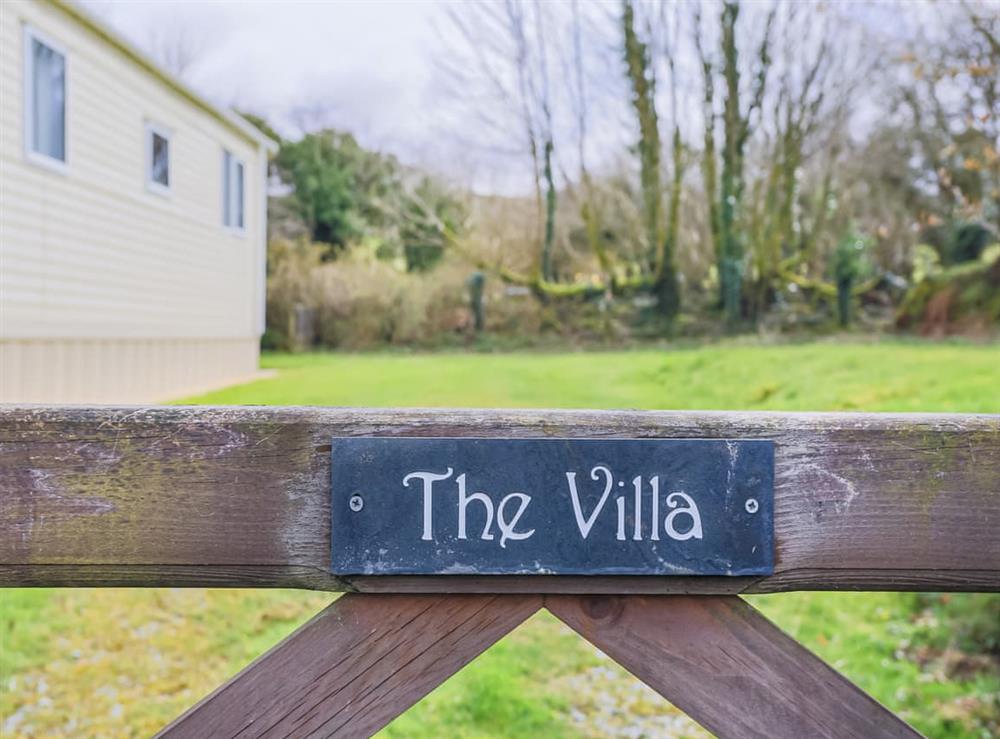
896;244;1000;335
266;239;478;349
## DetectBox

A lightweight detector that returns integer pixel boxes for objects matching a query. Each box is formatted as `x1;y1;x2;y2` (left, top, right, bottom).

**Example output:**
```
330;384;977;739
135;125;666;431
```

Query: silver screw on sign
349;495;364;512
745;498;759;514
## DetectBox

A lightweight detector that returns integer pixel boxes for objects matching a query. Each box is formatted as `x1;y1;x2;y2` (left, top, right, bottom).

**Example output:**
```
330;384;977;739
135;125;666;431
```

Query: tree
718;1;774;325
621;0;680;320
660;0;685;321
897;2;999;237
437;0;562;283
622;0;661;276
276;130;367;250
742;2;853;318
275;130;405;253
399;177;468;272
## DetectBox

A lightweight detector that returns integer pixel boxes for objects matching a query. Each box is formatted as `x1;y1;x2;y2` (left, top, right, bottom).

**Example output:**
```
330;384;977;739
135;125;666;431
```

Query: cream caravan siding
0;337;261;403
0;0;266;340
0;0;270;402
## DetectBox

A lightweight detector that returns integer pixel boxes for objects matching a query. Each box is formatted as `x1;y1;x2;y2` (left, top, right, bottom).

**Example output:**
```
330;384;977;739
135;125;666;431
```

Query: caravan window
222;149;245;230
25;26;67;167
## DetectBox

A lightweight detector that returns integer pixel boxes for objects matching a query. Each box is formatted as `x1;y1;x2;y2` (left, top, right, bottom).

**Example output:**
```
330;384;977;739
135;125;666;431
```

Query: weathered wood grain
157;592;541;738
547;594;922;738
2;406;998;592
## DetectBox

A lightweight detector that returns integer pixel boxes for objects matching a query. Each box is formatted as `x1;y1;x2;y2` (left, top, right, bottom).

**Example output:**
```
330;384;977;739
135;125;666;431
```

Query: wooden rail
4;404;997;737
3;406;998;593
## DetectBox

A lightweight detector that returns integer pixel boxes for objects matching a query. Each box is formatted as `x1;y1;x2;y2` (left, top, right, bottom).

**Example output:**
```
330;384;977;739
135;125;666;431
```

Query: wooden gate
3;406;998;737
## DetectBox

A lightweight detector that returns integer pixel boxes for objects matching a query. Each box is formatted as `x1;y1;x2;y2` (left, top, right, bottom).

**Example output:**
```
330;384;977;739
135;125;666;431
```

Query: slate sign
330;438;774;576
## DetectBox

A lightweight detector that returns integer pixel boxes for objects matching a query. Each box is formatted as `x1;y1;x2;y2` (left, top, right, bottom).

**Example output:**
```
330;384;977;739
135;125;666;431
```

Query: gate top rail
2;405;998;594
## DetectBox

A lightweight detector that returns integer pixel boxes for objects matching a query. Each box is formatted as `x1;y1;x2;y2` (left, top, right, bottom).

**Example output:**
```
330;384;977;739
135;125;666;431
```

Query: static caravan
0;0;277;402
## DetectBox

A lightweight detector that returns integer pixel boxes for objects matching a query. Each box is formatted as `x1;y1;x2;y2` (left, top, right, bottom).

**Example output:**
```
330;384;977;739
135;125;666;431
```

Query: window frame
23;24;69;173
144;121;172;196
222;148;247;235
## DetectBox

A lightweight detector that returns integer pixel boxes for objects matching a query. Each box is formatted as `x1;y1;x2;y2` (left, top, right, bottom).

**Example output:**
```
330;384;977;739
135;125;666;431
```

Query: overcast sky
83;1;479;179
80;0;667;194
80;0;964;196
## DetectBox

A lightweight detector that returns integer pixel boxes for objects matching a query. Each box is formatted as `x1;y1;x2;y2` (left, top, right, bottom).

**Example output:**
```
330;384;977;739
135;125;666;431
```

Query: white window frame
23;24;69;173
145;122;172;196
222;148;246;235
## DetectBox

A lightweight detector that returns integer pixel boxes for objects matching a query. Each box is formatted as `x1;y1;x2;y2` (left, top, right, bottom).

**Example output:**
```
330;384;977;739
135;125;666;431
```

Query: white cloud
83;0;449;165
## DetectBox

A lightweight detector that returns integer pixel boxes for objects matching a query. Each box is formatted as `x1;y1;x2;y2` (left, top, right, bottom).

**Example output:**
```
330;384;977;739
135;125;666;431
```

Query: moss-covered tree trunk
719;1;744;326
541;139;557;282
658;126;684;319
714;0;773;327
695;14;721;307
622;0;679;320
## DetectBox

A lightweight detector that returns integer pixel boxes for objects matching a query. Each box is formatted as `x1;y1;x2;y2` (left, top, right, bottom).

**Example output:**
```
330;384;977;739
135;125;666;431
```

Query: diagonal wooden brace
157;593;542;738
159;593;922;738
547;594;922;739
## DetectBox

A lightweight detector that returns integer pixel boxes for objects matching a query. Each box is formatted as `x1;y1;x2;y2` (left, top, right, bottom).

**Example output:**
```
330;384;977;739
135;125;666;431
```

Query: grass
186;340;999;412
2;339;998;738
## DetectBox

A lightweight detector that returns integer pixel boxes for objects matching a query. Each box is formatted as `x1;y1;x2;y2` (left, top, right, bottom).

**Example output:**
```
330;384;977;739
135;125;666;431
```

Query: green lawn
3;340;999;738
186;341;998;411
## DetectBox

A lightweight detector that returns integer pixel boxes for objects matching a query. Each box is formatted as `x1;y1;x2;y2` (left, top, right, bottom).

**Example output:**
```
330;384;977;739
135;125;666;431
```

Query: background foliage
259;0;998;351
